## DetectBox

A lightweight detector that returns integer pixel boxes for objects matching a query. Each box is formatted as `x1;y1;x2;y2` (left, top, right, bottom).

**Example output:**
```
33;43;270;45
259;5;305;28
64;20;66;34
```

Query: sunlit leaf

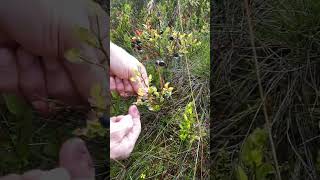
130;76;137;82
137;88;145;97
89;83;106;109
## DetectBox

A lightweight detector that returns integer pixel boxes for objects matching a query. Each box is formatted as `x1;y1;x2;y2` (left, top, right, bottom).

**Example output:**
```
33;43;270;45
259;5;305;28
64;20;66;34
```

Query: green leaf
250;149;263;167
64;48;83;63
251;128;268;147
236;165;248;180
74;26;99;47
256;163;274;180
89;83;106;110
3;94;29;116
240;128;268;167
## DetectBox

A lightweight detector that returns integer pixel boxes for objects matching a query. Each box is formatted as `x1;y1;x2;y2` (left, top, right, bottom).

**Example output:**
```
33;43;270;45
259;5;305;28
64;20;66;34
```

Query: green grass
110;0;209;179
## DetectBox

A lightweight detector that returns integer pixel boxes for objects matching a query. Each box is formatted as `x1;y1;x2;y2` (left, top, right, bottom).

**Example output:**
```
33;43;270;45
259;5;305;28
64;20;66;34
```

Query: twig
243;0;282;179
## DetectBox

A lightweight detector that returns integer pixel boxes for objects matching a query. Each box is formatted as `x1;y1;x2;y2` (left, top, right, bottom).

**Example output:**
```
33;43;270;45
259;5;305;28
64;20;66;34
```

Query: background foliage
212;0;320;179
110;0;210;179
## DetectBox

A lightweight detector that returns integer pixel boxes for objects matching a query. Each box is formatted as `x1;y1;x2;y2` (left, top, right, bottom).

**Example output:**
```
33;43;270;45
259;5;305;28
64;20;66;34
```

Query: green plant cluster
110;0;209;178
131;25;202;65
111;3;133;51
236;128;274;180
178;101;204;145
132;72;174;112
73;83;108;138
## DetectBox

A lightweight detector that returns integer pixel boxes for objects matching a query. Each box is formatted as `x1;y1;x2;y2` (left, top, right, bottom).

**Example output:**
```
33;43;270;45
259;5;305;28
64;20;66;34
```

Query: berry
156;60;167;67
136;40;142;45
169;36;174;41
99;115;109;128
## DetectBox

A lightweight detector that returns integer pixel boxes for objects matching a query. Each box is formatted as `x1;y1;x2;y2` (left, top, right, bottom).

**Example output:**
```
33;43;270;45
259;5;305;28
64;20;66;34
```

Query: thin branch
243;0;282;179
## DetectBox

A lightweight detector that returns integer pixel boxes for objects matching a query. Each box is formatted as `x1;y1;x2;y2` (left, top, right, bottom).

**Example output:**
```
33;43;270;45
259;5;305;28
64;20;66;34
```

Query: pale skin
0;0;146;179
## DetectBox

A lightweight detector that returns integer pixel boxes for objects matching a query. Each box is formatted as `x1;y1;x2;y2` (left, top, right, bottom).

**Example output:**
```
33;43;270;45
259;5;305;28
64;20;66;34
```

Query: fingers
110;75;135;97
126;105;141;144
128;105;140;121
38;168;70;180
0;174;21;180
123;79;134;95
62;52;107;105
115;77;125;95
0;168;71;180
110;106;141;160
0;48;19;94
110;115;134;143
42;57;81;105
16;48;49;113
21;169;44;180
59;138;95;179
115;76;135;97
110;76;116;91
110;115;124;123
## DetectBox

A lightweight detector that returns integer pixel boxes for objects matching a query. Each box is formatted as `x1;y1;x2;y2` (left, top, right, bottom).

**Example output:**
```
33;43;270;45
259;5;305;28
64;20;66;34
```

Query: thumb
128;105;140;120
110;115;134;141
127;105;141;142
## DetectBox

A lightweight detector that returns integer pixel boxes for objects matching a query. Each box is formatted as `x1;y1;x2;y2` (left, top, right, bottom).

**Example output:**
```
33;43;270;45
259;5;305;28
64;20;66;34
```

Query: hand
110;105;141;160
110;42;149;96
0;0;108;113
0;138;95;180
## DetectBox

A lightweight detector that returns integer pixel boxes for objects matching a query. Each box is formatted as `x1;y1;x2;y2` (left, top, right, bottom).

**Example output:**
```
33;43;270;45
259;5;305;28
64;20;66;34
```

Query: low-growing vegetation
213;0;320;179
110;0;209;179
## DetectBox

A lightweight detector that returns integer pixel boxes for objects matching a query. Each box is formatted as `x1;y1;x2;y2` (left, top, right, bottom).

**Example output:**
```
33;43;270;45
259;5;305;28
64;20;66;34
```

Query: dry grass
212;0;320;179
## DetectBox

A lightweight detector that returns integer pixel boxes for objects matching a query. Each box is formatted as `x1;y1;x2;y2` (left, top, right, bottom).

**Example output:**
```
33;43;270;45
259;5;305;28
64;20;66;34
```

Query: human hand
0;0;108;113
110;42;149;96
110;105;141;160
0;138;95;180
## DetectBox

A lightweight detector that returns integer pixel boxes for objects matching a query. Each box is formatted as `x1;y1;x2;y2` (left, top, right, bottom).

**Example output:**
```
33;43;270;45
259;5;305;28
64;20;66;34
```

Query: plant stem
243;0;282;179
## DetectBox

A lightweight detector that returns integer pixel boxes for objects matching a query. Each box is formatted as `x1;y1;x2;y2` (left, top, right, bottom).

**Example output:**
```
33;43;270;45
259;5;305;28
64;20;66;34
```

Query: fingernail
131;106;138;115
32;101;48;113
